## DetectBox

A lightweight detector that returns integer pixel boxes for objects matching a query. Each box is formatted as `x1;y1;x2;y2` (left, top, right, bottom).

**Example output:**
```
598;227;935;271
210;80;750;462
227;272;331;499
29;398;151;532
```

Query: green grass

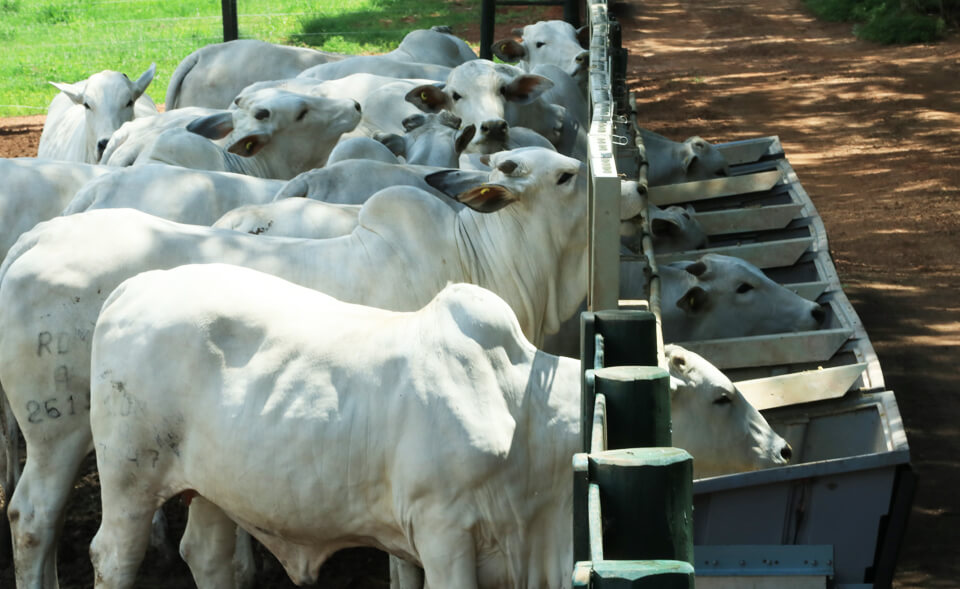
0;0;551;117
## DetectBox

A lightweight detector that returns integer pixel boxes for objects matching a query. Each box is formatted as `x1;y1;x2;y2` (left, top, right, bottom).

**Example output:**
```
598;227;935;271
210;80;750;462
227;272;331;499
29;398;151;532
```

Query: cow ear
511;27;525;36
186;111;235;140
676;286;709;315
492;39;526;62
577;25;590;48
455;124;476;154
132;63;157;99
50;82;84;105
684;260;707;277
438;111;462;129
454;184;518;213
401;114;427;132
651;217;681;238
375;132;406;158
405;85;450;113
503;74;554;104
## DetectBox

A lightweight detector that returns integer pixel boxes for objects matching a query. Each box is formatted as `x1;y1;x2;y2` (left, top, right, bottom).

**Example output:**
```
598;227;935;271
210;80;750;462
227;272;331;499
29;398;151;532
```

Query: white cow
0;147;638;587
37;64;157;163
165;40;344;110
297;56;451;83
325;137;403;165
492;20;590;90
374;112;476;168
100;107;221;166
639;128;730;186
62;164;286;225
87;267;790;588
165;27;475;110
213;199;361;238
618;203;707;254
272;160;450;204
656;254;826;342
0;158;112;265
137;88;362;178
405;60;583;158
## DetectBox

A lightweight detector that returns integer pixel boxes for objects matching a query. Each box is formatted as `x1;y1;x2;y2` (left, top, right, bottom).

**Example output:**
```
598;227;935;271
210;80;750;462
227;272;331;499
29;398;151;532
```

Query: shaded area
621;0;960;586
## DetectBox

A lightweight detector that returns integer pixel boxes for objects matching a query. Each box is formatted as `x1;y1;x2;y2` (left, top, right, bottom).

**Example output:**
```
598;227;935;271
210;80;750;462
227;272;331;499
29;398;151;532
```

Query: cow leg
233;527;257;589
89;489;157;589
0;388;21;568
418;531;478;589
389;555;424;589
7;432;90;589
180;495;239;588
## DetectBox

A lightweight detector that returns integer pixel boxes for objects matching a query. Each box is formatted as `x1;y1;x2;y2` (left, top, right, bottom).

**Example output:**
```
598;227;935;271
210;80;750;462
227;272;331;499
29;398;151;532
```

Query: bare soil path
1;1;958;586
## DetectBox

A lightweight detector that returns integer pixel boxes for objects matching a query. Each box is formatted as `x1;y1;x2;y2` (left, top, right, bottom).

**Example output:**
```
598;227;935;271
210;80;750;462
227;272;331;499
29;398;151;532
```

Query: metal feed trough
577;1;915;587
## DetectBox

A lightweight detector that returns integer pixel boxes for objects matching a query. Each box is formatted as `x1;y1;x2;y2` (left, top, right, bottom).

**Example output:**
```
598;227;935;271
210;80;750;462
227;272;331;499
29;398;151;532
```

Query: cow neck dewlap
453;206;560;346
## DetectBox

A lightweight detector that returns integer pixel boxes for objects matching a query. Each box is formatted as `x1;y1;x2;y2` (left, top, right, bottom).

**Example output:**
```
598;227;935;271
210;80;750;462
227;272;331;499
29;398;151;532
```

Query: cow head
374;111;475;168
492;20;590;86
666;344;793;478
188;87;362;169
680;136;730;180
50;63;156;162
668;254;826;341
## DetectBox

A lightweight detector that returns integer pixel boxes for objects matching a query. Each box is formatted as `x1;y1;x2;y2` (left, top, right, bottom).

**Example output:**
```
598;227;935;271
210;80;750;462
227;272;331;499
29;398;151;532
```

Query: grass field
0;0;548;117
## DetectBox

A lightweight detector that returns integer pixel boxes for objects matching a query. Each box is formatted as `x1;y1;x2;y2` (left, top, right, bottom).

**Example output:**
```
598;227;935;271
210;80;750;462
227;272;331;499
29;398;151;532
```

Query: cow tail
165;47;202;110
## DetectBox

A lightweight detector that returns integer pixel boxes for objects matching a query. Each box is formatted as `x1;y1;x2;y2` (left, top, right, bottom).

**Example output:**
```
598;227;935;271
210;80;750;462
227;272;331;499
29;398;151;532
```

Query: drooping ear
502;74;554;104
401;114;428;132
492;39;526;63
425;168;491;198
50;82;84;105
455;124;476;154
680;141;698;173
186;111;235;140
453;184;518;213
405;85;451;113
374;132;406;158
684;260;707;277
132;63;157;99
676;285;709;315
511;27;525;36
438;111;462;129
577;25;590;48
651;217;681;238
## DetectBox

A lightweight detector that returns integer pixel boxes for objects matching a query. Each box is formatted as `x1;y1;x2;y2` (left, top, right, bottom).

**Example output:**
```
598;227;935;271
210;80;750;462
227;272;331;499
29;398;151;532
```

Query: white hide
86;268;789;588
273;160;449;204
100;107;221;166
325;137;401;165
0;158;111;264
298;56;450;83
213;199;360;238
387;26;478;66
492;20;590;90
0;147;639;587
405;60;578;155
638;254;826;342
62;164;286;225
165;40;344;110
639;128;730;186
37;64;158;163
374;112;475;168
665;344;792;478
140;88;362;179
617;203;707;254
236;75;432;138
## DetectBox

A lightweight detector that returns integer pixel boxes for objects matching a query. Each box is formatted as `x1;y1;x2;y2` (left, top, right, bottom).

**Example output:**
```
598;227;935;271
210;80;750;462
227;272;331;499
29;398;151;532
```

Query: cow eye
714;395;733;405
296;109;308;121
452;91;462;102
125;99;134;108
536;41;546;48
254;109;270;121
83;102;91;110
736;283;754;294
557;172;575;185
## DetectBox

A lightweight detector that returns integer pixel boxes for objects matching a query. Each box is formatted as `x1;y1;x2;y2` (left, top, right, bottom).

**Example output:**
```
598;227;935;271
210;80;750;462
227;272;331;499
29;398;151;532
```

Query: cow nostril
781;444;793;462
97;138;109;152
354;101;362;113
811;305;826;324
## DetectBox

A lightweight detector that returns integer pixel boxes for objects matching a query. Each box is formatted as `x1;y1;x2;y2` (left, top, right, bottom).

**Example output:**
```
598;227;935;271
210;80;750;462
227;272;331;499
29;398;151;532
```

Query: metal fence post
222;0;238;42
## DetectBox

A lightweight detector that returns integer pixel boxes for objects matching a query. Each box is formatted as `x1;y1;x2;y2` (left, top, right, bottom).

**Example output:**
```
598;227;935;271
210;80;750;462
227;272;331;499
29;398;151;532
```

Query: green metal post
221;0;238;42
594;366;671;450
590;448;694;562
590;560;696;588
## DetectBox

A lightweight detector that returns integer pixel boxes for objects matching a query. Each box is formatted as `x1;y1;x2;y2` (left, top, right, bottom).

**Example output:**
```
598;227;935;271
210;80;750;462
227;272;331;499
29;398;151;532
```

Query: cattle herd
0;20;821;589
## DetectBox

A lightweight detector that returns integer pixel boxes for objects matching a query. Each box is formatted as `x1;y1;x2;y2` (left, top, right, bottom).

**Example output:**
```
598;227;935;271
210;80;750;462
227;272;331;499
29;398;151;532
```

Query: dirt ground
1;0;958;586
